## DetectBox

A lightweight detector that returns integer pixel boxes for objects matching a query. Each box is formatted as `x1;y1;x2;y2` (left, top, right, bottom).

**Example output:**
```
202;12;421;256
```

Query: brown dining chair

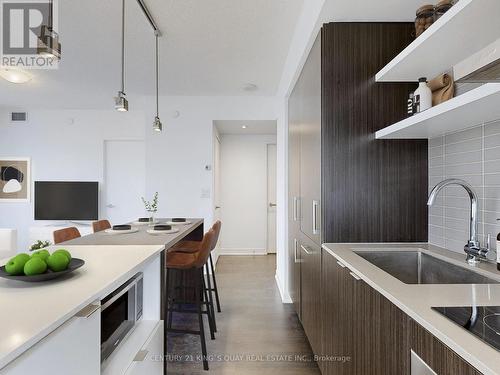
53;227;81;244
166;228;216;371
92;220;111;233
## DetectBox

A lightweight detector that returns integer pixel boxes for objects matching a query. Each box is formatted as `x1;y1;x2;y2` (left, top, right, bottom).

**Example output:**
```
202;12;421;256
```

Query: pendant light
37;0;61;60
114;0;128;112
153;33;162;132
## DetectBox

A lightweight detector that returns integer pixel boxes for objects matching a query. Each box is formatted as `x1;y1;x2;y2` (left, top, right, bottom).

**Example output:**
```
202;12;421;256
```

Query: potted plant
141;192;159;225
30;240;51;252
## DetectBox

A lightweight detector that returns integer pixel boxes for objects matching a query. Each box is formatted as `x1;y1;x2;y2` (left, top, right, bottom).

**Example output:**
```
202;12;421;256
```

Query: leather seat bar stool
171;221;222;313
53;227;81;244
165;228;216;371
92;220;111;233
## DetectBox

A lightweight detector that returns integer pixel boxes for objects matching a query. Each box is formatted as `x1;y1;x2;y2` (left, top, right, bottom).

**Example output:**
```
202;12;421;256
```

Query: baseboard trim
217;248;267;256
275;273;292;304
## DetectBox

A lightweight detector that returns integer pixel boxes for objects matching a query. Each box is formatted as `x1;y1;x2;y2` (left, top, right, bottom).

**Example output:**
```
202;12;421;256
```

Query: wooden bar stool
53;227;81;244
92;220;111;233
171;221;222;313
165;229;216;371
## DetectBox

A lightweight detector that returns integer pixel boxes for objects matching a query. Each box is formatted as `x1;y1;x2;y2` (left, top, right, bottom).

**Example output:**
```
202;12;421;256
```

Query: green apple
46;253;70;272
53;249;71;261
31;249;50;262
4;253;31;275
24;257;47;276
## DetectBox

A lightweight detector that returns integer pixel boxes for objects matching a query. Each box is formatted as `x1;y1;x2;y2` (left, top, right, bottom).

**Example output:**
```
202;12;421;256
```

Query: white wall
0;110;145;250
218;134;276;254
144;96;278;236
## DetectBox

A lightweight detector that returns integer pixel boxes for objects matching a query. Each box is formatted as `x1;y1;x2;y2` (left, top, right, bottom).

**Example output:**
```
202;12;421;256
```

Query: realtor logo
1;0;60;69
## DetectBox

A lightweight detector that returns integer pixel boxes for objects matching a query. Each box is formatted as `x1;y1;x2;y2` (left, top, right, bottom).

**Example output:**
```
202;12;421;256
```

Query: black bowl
113;224;132;231
154;225;172;231
171;218;186;223
0;258;85;282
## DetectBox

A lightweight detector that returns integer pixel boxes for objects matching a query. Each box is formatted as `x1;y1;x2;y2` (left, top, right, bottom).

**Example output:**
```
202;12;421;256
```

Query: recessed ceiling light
242;125;247;129
0;69;32;84
243;83;258;92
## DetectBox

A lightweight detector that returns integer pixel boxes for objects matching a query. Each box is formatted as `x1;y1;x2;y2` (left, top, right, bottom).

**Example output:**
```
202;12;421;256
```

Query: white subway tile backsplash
484;146;500;161
484;187;500;199
485;133;500;149
429;236;445;247
444;150;482;165
445;162;482;176
443;174;482;186
429;146;444;158
429;122;500;253
445;126;482;144
429;215;444;226
484;120;500;136
444;207;470;221
483;198;500;213
445;138;482;154
429;137;444;148
429;156;444;168
429;166;444;177
484;173;500;186
484;161;500;174
429;225;445;238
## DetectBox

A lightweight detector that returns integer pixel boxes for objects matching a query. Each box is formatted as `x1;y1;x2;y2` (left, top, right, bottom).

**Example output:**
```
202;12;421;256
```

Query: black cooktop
432;306;500;351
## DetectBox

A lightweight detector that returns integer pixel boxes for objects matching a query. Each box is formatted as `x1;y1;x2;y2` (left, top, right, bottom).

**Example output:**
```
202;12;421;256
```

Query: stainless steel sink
354;251;500;285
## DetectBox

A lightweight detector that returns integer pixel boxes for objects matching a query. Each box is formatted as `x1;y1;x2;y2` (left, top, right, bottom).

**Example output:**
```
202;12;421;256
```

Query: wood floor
166;255;320;375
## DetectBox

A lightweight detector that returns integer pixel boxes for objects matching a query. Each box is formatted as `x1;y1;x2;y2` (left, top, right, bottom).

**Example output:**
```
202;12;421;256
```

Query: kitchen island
0;219;204;375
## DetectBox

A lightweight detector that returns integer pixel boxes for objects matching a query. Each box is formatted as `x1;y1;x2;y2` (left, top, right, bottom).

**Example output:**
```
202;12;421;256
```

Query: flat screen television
35;181;99;220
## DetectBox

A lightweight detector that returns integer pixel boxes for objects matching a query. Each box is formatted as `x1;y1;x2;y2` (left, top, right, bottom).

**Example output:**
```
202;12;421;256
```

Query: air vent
10;112;27;122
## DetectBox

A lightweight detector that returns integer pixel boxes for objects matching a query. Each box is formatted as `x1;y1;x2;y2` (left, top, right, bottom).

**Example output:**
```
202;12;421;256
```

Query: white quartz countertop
322;243;500;375
0;244;164;369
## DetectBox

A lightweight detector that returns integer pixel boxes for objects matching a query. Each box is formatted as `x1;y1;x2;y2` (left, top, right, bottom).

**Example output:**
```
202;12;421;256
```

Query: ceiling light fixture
114;0;128;112
243;83;258;92
242;125;247;129
0;68;32;84
153;33;162;132
37;0;61;60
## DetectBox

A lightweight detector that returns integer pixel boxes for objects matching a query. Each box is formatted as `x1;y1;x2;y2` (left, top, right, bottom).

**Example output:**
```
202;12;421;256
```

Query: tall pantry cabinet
287;22;428;359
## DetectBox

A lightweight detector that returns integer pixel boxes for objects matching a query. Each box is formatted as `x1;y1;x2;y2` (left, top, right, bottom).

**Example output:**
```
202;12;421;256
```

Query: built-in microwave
101;272;143;363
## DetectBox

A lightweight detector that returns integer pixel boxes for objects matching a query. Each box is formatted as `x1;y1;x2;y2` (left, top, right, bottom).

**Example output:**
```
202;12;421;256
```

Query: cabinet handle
75;303;100;318
293;197;300;221
294;239;299;263
336;261;346;268
312;200;320;235
133;349;149;362
300;245;312;255
349;271;361;281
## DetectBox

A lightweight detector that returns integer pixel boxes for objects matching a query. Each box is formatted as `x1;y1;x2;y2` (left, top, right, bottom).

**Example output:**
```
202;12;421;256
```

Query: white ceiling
0;0;304;108
0;0;430;109
215;120;277;135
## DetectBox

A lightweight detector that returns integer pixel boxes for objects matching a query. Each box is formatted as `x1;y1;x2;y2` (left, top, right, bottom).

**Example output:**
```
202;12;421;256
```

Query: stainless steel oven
101;272;143;363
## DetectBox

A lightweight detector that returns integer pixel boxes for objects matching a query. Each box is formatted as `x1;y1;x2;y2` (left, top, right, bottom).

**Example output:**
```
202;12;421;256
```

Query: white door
267;144;277;254
104;140;145;224
213;133;221;223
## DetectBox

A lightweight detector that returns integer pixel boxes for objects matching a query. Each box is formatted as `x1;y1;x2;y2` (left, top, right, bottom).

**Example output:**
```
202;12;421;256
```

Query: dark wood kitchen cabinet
300;234;322;355
410;321;483;375
321;248;410;375
320;250;483;375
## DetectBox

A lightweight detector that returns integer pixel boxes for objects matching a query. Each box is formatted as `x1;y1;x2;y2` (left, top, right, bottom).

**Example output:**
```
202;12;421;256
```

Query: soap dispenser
414;77;432;112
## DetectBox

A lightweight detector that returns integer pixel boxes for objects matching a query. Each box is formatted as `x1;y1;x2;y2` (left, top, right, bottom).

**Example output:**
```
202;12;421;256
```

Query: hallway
166;255;321;374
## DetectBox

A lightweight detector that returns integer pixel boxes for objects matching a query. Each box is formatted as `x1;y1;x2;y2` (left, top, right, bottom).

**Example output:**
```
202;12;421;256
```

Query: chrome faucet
427;178;489;264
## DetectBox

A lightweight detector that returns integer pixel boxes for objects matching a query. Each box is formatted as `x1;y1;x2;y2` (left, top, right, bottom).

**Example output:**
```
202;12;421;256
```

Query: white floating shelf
376;0;500;82
376;83;500;139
